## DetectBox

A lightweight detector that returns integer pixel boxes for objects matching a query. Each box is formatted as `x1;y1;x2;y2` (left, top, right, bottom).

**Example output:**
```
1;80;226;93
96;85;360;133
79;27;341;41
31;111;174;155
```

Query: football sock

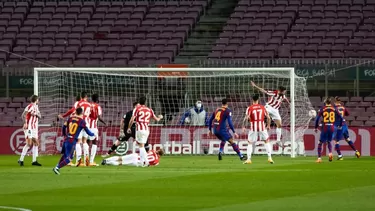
317;142;323;157
347;140;357;151
32;145;38;162
265;142;272;158
57;156;69;168
83;142;89;159
19;145;30;161
108;144;118;154
335;143;341;155
219;141;225;153
230;143;242;157
139;147;148;165
327;142;332;153
76;144;82;163
276;128;282;142
247;143;253;160
90;144;97;163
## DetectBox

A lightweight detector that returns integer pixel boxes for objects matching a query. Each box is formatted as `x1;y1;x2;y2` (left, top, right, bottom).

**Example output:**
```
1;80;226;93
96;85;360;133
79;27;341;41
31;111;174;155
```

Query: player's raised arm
58;106;75;119
250;81;267;94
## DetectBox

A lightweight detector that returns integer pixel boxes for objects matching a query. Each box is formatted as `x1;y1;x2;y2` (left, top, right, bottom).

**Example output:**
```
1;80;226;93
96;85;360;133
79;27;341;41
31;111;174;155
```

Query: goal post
34;67;312;158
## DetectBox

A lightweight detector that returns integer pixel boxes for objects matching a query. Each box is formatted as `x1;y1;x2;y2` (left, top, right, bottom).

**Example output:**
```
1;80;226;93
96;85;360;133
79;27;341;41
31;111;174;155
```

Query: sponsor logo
19;78;33;85
115;141;129;155
364;69;375;77
10;129;26;155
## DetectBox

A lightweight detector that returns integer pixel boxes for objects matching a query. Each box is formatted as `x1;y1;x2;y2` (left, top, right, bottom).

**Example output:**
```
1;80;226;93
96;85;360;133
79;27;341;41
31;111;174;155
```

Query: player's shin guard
90;144;97;164
335;143;341;155
317;142;323;158
139;147;148;166
219;141;225;153
32;145;38;162
83;142;89;159
19;145;30;161
264;142;272;158
76;143;82;163
276;128;282;142
327;142;332;153
347;140;357;151
230;143;243;158
247;143;253;160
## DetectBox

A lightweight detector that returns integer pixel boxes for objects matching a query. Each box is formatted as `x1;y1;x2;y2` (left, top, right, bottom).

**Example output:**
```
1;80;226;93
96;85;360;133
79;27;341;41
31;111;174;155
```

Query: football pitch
0;155;375;211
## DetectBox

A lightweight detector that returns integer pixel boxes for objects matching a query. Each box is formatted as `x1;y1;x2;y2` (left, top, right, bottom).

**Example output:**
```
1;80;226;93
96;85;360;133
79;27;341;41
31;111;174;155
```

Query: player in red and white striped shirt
251;81;290;146
18;95;42;166
102;149;164;167
88;93;106;166
127;96;163;166
242;95;273;164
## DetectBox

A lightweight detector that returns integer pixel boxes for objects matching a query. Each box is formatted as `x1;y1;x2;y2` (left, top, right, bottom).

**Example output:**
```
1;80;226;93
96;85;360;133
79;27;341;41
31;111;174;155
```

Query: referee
103;102;149;157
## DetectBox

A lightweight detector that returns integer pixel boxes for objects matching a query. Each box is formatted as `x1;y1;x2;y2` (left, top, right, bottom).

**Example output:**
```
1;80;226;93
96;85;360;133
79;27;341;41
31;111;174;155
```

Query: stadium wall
1;126;374;156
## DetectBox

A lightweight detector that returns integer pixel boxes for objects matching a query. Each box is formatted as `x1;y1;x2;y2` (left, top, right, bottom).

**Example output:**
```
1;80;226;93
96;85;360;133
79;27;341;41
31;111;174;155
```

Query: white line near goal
0;206;32;211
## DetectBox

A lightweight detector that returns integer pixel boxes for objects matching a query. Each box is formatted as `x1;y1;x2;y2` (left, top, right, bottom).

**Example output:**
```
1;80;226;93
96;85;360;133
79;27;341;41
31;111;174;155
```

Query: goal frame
34;67;296;158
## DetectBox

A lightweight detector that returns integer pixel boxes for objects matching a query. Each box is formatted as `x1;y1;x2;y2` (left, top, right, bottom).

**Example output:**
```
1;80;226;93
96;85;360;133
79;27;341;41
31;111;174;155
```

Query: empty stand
0;0;208;66
209;0;375;59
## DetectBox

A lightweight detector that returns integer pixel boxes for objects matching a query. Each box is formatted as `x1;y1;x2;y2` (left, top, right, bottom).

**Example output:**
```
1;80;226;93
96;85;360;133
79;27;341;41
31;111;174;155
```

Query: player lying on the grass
53;108;94;175
333;96;360;160
18;95;42;166
242;95;273;164
102;149;164;167
128;96;163;167
314;97;343;163
250;81;289;146
88;93;106;166
208;98;246;161
103;101;150;157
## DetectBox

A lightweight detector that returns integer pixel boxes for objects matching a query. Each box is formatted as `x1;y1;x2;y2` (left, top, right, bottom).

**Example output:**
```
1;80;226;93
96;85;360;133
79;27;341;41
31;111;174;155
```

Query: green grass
0;155;375;211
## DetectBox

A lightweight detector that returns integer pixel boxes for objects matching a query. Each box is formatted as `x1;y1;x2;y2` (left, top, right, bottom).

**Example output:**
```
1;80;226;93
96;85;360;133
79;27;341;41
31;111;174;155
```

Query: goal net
34;67;313;158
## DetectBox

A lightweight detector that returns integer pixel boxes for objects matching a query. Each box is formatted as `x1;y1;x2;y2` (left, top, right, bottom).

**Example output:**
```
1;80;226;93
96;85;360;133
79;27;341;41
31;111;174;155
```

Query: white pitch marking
0;206;32;211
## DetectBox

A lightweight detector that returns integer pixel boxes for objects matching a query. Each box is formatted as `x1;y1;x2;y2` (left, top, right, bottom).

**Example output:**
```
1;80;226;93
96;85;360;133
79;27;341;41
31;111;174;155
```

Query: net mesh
36;68;313;156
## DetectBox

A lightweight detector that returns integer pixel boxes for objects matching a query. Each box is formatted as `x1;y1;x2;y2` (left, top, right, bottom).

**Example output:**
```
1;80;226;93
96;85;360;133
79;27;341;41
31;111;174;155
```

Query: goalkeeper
103;102;149;157
179;100;209;126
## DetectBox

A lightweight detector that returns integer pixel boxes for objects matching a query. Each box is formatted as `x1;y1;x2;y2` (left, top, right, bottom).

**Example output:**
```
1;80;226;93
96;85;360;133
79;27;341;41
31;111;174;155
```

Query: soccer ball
184;117;191;124
309;110;317;118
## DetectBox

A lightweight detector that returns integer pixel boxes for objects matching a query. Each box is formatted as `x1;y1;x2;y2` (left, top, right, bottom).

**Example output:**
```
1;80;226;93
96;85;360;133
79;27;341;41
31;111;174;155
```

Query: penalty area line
0;206;32;211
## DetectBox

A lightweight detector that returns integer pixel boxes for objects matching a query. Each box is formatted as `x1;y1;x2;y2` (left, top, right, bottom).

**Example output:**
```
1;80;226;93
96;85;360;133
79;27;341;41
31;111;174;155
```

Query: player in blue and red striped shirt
315;97;343;163
208;99;246;161
333;96;360;160
53;108;94;175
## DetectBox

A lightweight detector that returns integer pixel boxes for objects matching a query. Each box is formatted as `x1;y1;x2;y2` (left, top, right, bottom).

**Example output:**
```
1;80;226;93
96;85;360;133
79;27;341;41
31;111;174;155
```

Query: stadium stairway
173;0;239;64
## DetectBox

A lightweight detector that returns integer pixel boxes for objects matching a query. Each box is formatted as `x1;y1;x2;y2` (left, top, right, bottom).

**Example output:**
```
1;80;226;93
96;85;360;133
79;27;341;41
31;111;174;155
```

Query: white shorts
121;154;140;166
78;130;89;139
265;105;281;120
24;128;38;139
135;130;149;144
88;128;98;141
248;130;269;142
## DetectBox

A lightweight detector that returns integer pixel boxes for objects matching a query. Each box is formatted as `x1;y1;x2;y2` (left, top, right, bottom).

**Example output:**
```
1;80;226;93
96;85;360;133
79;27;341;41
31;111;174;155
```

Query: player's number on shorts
69;122;78;134
323;111;335;123
139;111;151;122
215;111;222;121
251;109;263;120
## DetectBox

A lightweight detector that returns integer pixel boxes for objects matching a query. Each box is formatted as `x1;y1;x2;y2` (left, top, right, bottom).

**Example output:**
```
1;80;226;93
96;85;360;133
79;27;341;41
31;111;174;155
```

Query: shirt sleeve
227;110;235;133
315;109;323;129
266;90;276;96
208;111;215;131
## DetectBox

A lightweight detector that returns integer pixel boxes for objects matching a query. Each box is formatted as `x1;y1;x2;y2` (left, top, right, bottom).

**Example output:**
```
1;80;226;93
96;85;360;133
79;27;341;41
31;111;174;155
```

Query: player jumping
242;95;273;164
53;108;94;175
208;98;246;161
128;96;163;167
102;149;164;167
250;81;289;146
88;94;106;166
333;96;360;160
18;95;42;166
315;97;343;163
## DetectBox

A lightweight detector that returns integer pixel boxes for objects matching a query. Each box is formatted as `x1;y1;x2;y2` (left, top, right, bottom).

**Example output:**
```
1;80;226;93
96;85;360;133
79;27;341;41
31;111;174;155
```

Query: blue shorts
61;141;75;159
320;127;334;142
213;129;232;142
333;125;349;141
